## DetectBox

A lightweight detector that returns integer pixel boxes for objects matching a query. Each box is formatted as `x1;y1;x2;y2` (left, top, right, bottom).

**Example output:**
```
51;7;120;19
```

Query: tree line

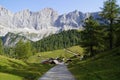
33;30;81;52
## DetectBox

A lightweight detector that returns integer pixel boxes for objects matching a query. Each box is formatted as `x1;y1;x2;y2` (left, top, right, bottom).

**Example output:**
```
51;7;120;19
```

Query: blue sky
0;0;120;14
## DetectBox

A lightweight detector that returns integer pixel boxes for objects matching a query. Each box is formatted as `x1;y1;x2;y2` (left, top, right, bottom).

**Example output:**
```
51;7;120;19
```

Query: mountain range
0;6;100;42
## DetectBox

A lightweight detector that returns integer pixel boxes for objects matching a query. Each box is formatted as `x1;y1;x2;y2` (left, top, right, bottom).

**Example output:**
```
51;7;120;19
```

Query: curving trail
39;63;75;80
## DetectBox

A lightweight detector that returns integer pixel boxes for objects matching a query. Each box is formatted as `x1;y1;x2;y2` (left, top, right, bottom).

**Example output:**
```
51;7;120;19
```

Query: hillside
27;46;83;63
2;32;28;47
33;30;81;52
68;47;120;80
0;55;52;80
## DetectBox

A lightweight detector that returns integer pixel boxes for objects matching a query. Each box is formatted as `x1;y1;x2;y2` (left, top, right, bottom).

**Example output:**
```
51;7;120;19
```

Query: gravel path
39;64;75;80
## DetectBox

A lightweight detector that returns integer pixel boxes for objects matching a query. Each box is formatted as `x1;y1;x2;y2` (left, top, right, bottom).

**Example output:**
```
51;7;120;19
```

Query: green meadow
0;55;52;80
27;46;84;63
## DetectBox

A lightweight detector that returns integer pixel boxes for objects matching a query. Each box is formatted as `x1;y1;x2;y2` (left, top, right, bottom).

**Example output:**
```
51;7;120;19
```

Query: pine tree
115;19;120;47
0;39;4;55
100;0;120;49
81;16;104;56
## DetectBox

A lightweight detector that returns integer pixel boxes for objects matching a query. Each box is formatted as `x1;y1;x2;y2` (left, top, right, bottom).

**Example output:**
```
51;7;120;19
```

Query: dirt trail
39;64;75;80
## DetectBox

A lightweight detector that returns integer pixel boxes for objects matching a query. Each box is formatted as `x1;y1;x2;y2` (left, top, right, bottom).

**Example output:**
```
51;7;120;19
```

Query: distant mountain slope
1;30;81;47
2;32;28;47
0;6;100;41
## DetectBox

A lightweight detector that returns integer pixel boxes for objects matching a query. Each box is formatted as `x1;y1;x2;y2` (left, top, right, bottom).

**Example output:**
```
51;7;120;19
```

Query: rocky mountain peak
0;6;13;16
41;8;55;12
16;9;31;15
0;6;100;41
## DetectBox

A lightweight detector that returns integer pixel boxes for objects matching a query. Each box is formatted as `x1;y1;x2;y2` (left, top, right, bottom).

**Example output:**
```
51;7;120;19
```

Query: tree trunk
90;45;94;56
109;19;113;49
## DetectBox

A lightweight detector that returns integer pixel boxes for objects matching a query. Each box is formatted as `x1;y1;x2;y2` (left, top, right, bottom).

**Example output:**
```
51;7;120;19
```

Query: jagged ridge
0;6;100;41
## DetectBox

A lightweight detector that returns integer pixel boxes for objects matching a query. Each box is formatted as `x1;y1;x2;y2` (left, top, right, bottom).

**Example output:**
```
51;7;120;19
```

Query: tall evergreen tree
0;39;4;55
81;16;104;56
115;19;120;47
100;0;120;49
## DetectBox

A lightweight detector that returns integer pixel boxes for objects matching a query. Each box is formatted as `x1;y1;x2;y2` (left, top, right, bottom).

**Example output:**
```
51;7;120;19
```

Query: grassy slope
67;46;84;55
0;72;23;80
27;46;83;63
68;47;120;80
0;55;52;80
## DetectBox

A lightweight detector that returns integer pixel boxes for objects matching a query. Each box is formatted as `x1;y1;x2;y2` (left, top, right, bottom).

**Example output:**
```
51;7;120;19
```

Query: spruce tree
115;19;120;47
100;0;120;49
0;39;4;55
81;16;104;56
